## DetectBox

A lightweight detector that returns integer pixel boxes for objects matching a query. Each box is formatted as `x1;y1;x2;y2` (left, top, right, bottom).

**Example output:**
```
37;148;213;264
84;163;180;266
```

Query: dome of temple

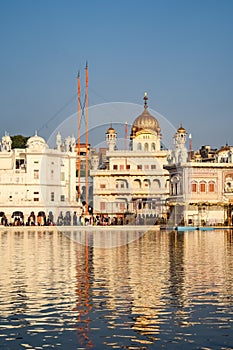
177;125;186;133
132;109;161;134
106;126;116;134
27;132;48;150
130;93;161;137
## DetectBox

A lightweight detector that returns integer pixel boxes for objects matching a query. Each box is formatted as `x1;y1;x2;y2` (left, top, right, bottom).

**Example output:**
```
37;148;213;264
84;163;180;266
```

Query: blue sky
0;0;233;149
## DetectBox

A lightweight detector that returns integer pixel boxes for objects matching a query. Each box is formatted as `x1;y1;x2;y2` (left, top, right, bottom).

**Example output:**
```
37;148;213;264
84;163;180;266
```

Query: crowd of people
0;210;161;227
0;211;126;227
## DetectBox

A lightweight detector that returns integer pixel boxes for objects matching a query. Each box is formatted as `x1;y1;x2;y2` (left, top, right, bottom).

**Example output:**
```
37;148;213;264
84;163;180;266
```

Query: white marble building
90;94;170;223
0;132;77;223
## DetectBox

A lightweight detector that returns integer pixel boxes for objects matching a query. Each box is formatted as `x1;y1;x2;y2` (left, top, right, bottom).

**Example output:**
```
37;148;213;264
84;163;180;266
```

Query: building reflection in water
0;228;233;349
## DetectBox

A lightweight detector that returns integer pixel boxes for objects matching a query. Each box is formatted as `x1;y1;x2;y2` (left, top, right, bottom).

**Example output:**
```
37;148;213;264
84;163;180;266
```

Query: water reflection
0;229;233;349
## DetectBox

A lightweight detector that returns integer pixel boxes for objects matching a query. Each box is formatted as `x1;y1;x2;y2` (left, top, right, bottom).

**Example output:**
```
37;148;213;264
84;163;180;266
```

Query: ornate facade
165;127;233;226
90;94;170;223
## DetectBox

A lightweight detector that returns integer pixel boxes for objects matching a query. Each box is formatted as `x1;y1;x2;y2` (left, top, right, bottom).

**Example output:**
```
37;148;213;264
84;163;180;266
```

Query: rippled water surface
0;228;233;349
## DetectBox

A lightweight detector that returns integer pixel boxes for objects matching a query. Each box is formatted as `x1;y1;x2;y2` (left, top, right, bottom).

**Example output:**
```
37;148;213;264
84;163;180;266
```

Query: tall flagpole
85;62;89;215
77;71;81;200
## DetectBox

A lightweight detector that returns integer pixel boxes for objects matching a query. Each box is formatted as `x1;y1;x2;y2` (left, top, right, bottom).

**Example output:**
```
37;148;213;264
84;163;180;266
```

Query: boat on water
160;225;233;232
160;225;198;231
176;226;198;231
197;227;214;231
175;226;232;231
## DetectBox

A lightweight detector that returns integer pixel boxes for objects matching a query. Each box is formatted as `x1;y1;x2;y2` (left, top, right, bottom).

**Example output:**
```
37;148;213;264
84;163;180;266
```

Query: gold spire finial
143;92;148;109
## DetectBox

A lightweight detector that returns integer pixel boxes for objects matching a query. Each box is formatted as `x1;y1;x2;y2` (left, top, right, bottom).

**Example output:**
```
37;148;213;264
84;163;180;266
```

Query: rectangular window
34;169;39;179
120;165;124;170
126;164;130;170
61;172;65;181
151;165;156;170
60;195;65;201
137;165;142;170
100;184;106;189
15;159;25;169
51;192;55;202
113;165;118;170
100;202;106;210
144;165;149;170
34;191;39;201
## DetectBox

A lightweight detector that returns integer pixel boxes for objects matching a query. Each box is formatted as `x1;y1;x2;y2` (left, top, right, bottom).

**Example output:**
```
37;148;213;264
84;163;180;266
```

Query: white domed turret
27;132;48;152
56;132;62;151
106;125;117;151
65;136;72;152
168;124;188;164
1;133;12;152
174;124;187;147
91;154;99;170
71;135;76;152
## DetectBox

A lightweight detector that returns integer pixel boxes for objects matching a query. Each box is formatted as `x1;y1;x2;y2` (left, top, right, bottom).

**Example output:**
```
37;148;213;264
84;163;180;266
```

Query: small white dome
27;132;48;151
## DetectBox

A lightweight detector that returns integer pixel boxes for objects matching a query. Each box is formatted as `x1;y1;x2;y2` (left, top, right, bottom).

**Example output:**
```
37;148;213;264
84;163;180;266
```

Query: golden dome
131;108;161;136
131;93;160;136
177;125;186;133
106;125;116;134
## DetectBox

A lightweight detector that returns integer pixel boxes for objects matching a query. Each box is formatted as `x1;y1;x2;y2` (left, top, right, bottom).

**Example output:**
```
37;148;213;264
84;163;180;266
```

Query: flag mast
85;62;89;215
77;71;81;201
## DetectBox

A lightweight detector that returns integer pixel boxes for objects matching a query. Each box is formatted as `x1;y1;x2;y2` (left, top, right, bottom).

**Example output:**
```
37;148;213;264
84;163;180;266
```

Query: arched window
133;179;141;189
144;143;149;151
151;142;156;151
208;181;215;192
200;181;206;193
153;179;161;190
137;143;142;151
191;181;197;193
171;175;180;195
143;179;150;188
116;179;128;189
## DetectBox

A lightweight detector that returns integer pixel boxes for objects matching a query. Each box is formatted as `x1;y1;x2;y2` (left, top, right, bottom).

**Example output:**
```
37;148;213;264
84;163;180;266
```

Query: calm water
0;228;233;350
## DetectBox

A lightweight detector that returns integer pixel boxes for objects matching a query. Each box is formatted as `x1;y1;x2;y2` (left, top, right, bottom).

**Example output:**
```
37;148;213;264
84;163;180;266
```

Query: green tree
11;135;29;149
